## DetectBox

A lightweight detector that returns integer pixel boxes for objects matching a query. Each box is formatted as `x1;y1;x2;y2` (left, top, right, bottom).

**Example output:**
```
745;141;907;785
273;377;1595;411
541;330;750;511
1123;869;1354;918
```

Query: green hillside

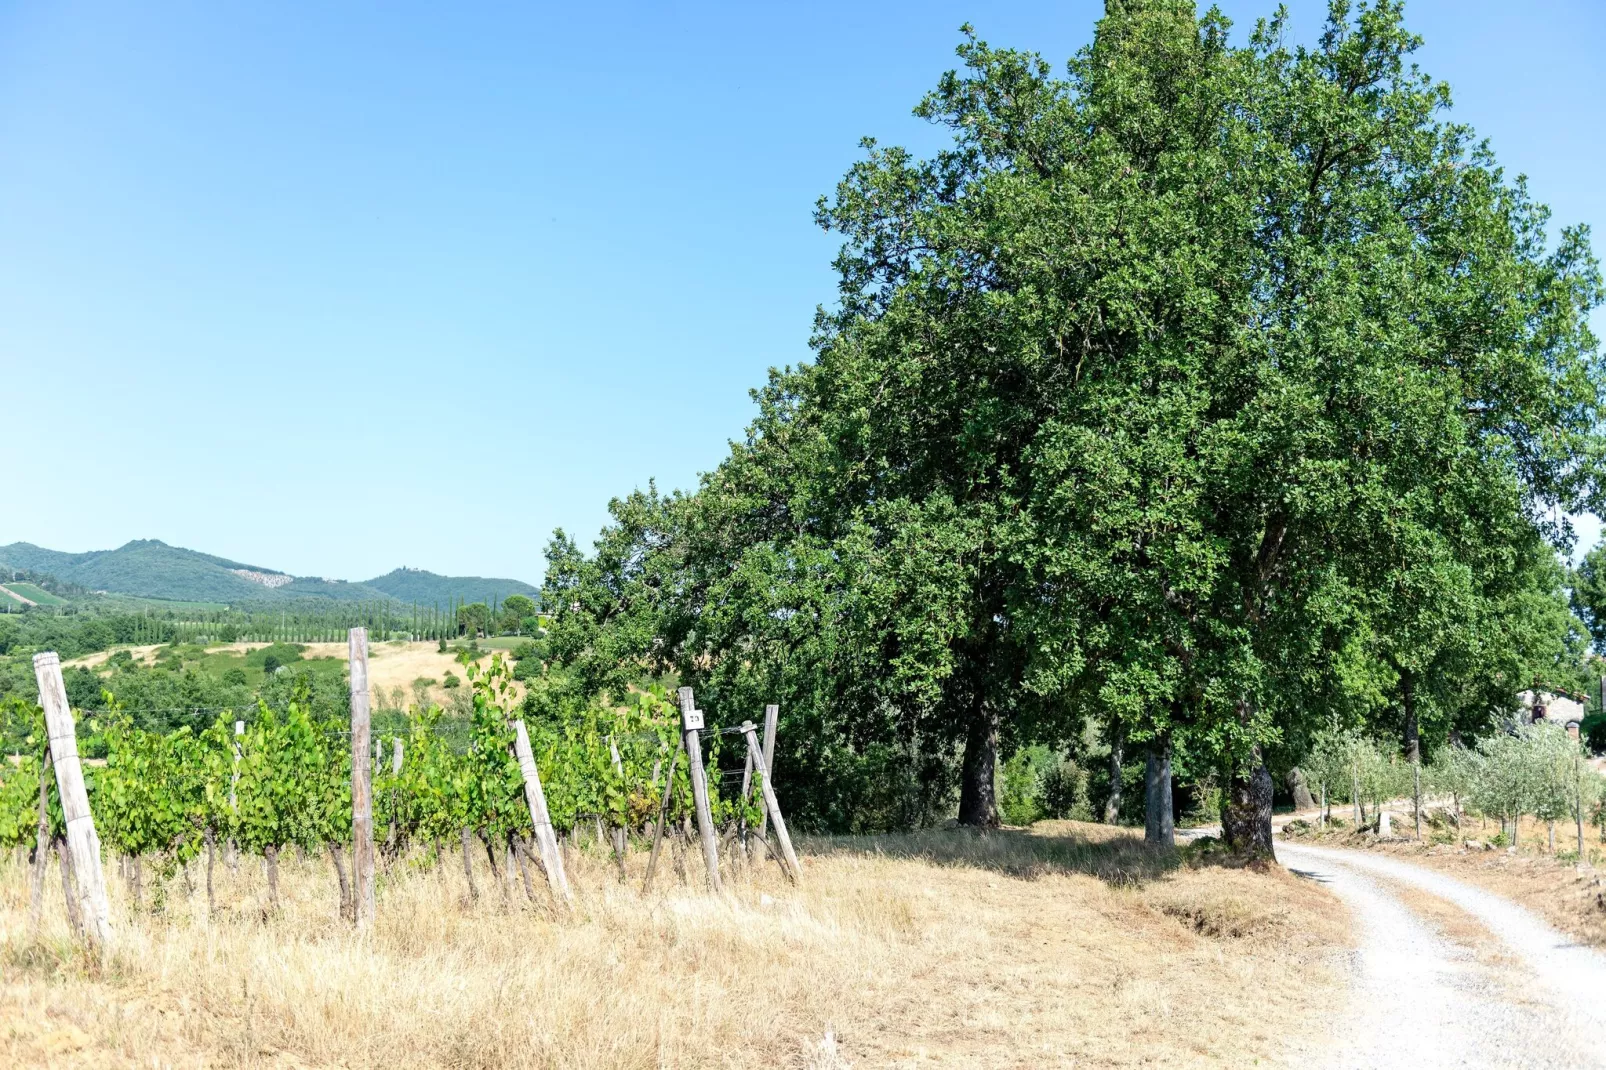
363;568;540;607
0;540;538;608
0;582;67;606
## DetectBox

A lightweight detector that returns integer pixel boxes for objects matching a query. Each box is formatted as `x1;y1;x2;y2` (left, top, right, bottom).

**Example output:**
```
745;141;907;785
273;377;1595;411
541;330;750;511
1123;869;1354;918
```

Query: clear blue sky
3;1;1602;582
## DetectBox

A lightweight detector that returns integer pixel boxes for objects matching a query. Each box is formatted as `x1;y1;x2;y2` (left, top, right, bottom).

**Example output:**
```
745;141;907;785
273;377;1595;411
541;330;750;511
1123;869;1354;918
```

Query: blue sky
2;1;1602;582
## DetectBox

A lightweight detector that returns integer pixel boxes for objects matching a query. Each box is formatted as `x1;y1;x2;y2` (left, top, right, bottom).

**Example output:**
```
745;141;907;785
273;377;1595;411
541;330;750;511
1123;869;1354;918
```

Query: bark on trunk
1221;760;1275;862
957;702;1000;828
1404;673;1422;840
1144;744;1173;846
1104;715;1124;825
1288;768;1315;811
328;842;353;922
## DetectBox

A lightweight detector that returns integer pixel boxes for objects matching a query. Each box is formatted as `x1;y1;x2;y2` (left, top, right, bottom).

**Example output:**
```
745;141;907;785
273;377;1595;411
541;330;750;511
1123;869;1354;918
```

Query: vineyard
1;631;797;947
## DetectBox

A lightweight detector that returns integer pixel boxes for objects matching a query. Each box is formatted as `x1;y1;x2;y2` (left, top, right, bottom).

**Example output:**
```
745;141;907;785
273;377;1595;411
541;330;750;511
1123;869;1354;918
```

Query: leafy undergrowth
1282;810;1606;948
1;821;1351;1069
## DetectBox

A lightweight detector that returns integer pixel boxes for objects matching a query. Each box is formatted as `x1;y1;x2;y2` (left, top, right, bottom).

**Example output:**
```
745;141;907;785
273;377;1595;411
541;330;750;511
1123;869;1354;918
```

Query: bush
437;637;447;653
443;671;460;690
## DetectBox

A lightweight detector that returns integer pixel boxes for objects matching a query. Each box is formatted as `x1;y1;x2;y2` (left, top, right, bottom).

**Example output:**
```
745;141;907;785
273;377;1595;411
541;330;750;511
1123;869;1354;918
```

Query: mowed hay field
67;639;518;710
0;822;1348;1069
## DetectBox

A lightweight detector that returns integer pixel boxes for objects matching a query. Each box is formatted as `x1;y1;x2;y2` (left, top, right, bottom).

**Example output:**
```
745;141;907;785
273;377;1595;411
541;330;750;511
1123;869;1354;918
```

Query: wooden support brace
741;720;802;884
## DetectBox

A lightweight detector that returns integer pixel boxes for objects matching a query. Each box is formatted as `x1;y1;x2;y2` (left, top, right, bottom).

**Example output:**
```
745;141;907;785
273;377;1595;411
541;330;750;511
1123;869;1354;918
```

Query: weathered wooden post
33;652;113;949
348;628;376;929
677;687;722;893
512;719;571;901
759;703;779;839
741;719;802;884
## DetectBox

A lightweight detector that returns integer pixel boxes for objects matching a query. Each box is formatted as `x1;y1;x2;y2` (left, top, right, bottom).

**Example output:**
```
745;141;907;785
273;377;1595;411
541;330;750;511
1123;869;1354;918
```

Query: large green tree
543;0;1605;849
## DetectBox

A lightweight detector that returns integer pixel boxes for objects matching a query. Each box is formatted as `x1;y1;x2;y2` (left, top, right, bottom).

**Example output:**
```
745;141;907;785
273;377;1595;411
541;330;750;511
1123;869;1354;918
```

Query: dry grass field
0;821;1349;1069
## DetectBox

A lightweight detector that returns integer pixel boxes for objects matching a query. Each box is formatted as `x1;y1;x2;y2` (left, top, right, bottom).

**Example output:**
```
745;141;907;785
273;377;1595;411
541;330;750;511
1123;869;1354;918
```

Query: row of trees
0;594;544;664
1305;722;1606;855
0;655;756;916
534;1;1606;855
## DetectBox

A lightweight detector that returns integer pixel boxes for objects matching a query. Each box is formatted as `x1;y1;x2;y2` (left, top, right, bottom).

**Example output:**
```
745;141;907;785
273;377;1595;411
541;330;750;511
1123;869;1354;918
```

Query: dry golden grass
1;821;1350;1069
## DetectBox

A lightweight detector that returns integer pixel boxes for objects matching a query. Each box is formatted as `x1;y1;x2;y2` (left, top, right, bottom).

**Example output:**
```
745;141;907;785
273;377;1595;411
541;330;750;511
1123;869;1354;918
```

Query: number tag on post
682;707;704;732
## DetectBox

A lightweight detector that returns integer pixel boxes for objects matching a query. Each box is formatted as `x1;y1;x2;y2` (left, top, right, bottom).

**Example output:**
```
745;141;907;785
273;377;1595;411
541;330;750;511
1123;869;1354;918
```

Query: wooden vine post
759;703;779;839
741;719;802;883
348;628;376;929
33;652;113;949
677;687;722;893
512;719;571;901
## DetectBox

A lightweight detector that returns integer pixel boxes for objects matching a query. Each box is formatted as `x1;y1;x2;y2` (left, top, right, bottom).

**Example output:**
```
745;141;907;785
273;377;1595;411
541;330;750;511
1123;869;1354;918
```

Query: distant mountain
363;568;540;607
0;540;538;607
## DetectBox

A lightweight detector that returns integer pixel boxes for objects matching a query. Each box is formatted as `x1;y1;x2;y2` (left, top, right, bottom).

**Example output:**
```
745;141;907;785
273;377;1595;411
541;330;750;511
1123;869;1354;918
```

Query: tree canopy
540;0;1604;849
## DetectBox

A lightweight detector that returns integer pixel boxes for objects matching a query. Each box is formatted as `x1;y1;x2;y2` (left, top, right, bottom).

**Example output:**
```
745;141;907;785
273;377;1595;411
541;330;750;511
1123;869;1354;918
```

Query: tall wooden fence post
33;652;113;949
512;720;571;901
741;719;802;884
759;703;779;839
348;628;376;929
677;687;722;893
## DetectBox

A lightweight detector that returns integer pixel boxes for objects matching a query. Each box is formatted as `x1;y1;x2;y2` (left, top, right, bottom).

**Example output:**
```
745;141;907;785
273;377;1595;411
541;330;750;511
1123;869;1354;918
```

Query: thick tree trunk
957;703;1000;828
1144;744;1173;846
1221;760;1275;862
1288;768;1315;811
1104;715;1124;825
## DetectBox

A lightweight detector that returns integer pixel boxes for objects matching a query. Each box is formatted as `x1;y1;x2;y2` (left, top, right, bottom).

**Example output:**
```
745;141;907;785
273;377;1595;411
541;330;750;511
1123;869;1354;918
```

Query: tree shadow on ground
800;823;1251;888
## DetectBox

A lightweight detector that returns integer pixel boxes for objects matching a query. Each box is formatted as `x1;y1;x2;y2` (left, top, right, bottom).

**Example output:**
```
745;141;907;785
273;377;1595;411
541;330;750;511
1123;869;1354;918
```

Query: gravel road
1279;841;1606;1069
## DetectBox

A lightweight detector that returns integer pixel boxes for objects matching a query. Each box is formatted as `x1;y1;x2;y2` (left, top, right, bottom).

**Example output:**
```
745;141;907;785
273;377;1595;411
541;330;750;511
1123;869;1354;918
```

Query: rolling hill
0;540;539;607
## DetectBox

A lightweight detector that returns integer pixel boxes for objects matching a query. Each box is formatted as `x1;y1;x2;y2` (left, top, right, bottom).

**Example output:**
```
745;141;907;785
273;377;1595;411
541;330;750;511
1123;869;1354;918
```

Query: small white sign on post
682;706;705;732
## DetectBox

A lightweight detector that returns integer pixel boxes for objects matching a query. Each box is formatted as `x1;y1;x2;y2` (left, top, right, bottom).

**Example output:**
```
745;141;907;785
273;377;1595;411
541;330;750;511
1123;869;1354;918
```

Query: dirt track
1280;841;1606;1068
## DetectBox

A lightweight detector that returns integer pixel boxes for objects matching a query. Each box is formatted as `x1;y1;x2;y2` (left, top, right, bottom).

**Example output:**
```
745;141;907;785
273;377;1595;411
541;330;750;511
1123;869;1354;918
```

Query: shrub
443;671;460;690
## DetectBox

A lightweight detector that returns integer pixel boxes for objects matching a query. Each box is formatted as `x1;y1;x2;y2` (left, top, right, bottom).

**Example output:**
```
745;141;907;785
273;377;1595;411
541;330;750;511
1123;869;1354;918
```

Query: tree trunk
1288;768;1315;811
957;702;1000;828
264;845;280;910
1403;674;1422;840
1144;744;1173;846
1221;759;1275;862
1104;714;1124;825
1548;820;1555;853
459;827;479;902
131;855;143;908
328;842;353;922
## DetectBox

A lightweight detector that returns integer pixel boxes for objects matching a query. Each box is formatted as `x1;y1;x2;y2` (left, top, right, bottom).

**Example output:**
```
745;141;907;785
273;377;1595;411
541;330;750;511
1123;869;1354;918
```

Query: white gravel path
1279;841;1606;1069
